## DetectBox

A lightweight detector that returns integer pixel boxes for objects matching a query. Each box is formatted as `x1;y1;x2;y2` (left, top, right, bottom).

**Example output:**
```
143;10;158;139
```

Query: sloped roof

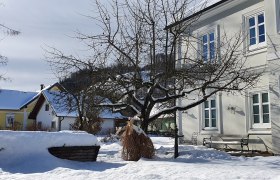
165;0;229;30
30;83;127;120
0;89;38;110
42;90;78;117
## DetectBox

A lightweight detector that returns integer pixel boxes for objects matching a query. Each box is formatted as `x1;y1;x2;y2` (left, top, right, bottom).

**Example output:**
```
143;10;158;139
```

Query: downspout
58;117;64;131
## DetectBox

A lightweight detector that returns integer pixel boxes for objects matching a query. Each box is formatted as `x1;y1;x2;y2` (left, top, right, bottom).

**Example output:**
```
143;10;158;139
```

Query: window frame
6;113;15;128
244;10;266;51
51;121;56;129
250;91;271;129
202;98;218;130
37;121;42;130
201;32;216;62
199;93;222;135
45;104;49;111
197;25;220;63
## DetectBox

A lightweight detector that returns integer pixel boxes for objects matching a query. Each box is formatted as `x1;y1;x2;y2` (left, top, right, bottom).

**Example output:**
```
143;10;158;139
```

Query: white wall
60;117;76;130
178;0;279;153
99;119;115;135
36;101;54;129
36;100;76;131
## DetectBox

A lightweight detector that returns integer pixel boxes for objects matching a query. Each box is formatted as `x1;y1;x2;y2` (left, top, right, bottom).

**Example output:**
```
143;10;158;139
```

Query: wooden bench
203;134;249;151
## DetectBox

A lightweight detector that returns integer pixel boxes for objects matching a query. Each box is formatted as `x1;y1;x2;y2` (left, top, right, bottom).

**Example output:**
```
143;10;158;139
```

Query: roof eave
164;0;231;30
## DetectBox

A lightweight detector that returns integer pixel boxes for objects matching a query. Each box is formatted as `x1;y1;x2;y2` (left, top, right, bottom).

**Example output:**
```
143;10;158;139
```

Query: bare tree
46;68;106;134
46;0;262;132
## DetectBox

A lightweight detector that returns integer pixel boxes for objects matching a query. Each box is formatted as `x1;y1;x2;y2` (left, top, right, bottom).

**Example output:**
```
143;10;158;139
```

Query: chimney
40;84;45;90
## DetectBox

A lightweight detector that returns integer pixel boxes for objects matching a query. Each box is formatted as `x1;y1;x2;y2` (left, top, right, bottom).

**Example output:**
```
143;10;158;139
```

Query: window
45;104;49;111
37;122;42;130
202;32;215;62
247;12;266;49
6;114;15;128
251;92;270;128
203;99;217;129
51;121;56;129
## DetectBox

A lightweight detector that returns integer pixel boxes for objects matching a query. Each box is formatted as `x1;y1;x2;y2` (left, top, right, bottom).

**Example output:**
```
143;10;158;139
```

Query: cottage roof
0;89;38;110
29;84;78;119
99;109;126;119
29;87;126;120
42;90;78;118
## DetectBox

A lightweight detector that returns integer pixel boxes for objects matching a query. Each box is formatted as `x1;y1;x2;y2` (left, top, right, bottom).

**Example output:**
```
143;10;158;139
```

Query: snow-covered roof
42;90;78;118
0;89;38;110
165;0;227;30
99;109;126;119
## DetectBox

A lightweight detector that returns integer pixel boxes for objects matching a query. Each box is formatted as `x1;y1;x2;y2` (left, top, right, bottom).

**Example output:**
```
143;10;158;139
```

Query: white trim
248;129;272;135
177;36;183;68
276;0;280;33
243;8;267;53
23;109;27;130
248;91;271;130
199;94;222;135
197;25;220;62
177;98;183;136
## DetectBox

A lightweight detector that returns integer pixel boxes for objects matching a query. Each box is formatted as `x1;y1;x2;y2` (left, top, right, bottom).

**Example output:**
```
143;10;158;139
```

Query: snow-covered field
0;131;280;180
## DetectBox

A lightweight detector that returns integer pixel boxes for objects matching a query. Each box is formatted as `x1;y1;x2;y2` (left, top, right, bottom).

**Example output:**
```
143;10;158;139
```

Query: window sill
200;128;219;135
248;129;271;135
245;45;267;57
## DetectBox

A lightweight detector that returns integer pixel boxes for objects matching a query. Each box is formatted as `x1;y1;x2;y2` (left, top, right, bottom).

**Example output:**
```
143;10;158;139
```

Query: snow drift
0;130;99;172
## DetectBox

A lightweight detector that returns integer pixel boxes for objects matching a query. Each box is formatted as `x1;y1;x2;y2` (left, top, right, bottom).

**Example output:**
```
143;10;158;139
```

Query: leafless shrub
121;121;154;161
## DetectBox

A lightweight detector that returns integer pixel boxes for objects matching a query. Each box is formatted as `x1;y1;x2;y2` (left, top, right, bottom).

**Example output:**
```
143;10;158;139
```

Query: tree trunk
141;120;149;133
78;115;84;130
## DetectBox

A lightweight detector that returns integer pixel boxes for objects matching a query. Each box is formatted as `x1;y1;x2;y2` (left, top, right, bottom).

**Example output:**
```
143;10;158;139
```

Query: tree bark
141;120;149;133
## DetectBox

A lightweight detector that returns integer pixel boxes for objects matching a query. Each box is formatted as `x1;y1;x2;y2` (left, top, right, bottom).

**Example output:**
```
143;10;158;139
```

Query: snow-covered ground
0;131;280;180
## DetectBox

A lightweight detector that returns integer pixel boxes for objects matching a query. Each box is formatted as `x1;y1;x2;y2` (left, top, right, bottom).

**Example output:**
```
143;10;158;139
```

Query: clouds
0;0;97;91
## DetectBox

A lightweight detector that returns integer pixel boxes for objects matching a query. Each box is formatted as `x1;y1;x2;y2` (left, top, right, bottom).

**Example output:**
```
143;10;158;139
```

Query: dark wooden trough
48;146;100;162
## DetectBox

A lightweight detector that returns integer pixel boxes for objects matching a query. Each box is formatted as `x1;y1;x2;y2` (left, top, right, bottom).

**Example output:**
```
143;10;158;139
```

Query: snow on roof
188;0;222;13
0;89;38;110
42;90;78;117
99;108;126;119
165;0;226;29
42;91;126;119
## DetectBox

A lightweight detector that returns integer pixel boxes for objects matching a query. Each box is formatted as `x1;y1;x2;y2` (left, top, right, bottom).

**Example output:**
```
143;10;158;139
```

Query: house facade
171;0;280;154
29;83;127;134
29;83;77;131
0;90;38;130
98;109;127;134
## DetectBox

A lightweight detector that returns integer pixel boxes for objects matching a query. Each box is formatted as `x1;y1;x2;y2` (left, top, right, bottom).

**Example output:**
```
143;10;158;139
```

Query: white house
167;0;280;154
98;109;127;134
29;83;127;133
29;84;77;131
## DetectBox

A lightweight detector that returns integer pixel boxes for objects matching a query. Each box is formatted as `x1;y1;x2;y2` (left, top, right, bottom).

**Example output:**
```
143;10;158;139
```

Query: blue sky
0;0;97;91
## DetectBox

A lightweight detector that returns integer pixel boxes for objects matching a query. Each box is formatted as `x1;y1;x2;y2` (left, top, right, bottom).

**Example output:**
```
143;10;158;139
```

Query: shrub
121;121;154;161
